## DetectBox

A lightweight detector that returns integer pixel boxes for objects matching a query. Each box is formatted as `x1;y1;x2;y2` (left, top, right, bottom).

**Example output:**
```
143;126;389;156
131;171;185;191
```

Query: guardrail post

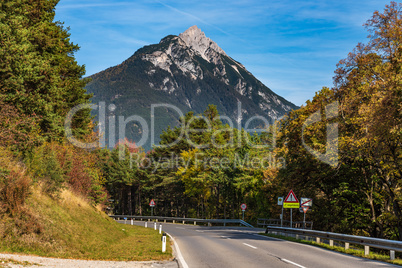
316;237;320;244
345;242;349;250
156;219;158;222
329;240;334;247
182;220;185;224
162;233;167;253
173;220;175;223
390;250;395;260
194;221;196;225
364;245;369;256
164;219;166;223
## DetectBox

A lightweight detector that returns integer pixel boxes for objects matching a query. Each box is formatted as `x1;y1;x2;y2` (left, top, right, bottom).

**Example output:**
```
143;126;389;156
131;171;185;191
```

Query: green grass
0;258;39;267
0;187;172;261
261;233;402;266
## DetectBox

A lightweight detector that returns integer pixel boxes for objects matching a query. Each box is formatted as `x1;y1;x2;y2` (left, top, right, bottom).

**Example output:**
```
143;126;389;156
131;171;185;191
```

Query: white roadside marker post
145;222;147;228
131;218;133;225
162;233;167;253
159;224;162;234
154;222;157;230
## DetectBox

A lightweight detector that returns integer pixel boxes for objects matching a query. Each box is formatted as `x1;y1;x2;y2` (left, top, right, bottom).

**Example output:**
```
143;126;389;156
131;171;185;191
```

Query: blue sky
55;0;393;106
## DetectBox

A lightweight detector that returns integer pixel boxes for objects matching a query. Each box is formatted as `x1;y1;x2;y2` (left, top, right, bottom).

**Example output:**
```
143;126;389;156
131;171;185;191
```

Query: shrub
0;148;32;216
0;99;42;155
28;142;108;205
29;143;65;197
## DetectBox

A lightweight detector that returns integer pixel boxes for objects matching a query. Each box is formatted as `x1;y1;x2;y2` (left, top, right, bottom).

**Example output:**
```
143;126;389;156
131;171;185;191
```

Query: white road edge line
253;233;283;240
281;258;306;268
242;243;257;249
165;232;189;268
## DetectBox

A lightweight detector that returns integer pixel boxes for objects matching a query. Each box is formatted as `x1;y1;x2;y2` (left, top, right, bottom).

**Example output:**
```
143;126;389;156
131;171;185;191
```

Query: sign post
300;198;312;229
240;203;247;221
149;199;156;216
290;208;292;228
277;197;284;227
302;206;308;228
283;190;299;228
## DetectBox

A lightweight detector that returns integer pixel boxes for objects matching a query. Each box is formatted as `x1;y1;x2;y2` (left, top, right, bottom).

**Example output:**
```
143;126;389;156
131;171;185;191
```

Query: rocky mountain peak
178;25;227;62
86;26;298;151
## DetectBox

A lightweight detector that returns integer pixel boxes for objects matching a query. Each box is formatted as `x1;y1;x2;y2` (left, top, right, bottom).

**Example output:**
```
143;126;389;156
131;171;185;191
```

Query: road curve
126;221;398;268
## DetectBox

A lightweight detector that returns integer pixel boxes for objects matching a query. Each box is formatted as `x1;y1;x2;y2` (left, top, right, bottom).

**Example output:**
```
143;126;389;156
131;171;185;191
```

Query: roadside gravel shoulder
0;253;178;268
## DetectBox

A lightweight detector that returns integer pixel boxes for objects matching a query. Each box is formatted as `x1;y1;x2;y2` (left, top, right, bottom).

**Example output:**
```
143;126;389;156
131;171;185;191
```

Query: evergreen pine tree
0;0;92;140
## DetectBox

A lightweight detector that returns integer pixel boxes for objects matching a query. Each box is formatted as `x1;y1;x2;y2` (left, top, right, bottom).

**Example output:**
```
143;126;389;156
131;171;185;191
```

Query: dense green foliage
0;0;92;140
98;105;279;219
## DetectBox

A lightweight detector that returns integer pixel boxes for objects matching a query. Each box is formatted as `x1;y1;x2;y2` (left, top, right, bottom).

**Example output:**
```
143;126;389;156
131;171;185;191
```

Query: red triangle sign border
284;189;299;203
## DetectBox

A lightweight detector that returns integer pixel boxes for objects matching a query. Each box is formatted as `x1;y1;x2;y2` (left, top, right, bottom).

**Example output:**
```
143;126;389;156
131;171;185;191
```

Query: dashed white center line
281;258;306;268
243;243;257;249
196;230;204;232
220;236;230;239
176;227;185;229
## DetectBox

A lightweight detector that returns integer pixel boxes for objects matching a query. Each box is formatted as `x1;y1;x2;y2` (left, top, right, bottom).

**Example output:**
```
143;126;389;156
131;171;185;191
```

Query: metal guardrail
239;220;254;228
110;215;255;228
265;226;402;260
257;218;313;229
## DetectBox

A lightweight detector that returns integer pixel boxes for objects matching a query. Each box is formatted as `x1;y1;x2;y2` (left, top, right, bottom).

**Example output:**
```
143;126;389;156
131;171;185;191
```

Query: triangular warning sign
284;190;299;203
302;206;309;213
149;199;156;206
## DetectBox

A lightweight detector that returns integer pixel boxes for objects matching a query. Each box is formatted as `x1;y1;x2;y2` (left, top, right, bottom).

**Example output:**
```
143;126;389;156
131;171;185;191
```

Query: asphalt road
124;221;398;268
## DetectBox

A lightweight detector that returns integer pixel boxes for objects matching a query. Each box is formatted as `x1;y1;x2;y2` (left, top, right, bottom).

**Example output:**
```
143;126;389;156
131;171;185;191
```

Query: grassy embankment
0;186;172;261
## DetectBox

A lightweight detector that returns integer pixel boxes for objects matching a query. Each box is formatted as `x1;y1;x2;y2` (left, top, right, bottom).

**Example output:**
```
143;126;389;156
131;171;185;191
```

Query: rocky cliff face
86;26;298;150
179;25;227;62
